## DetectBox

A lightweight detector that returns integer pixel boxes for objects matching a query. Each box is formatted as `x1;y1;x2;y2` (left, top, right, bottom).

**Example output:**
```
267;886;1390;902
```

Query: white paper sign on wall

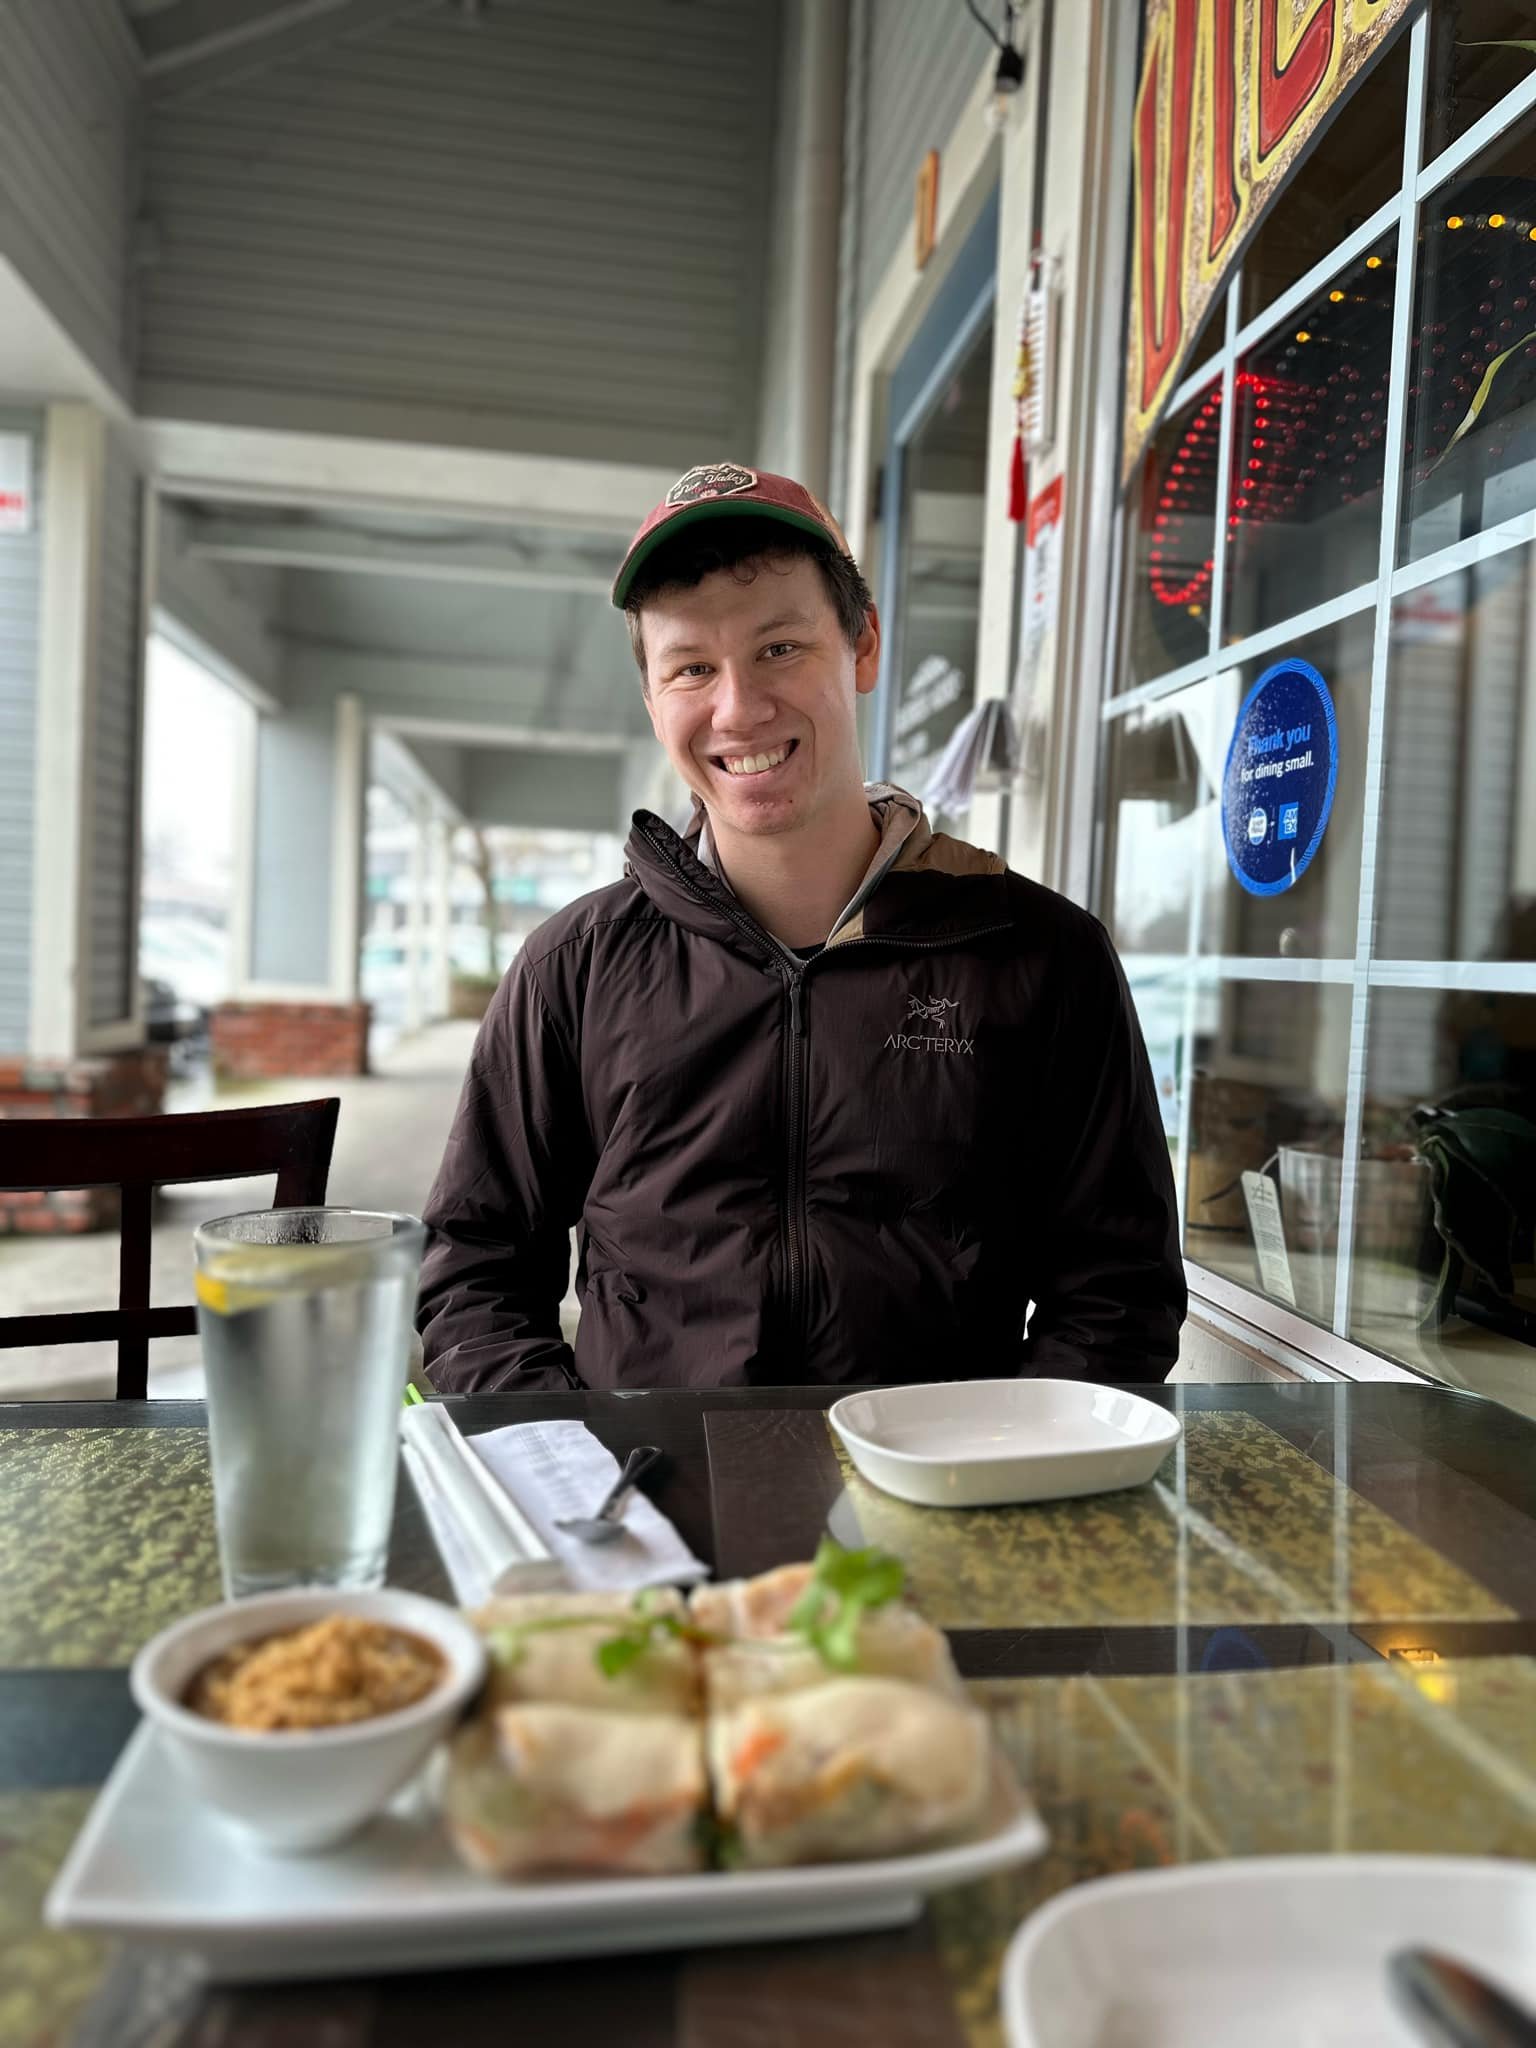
0;433;33;535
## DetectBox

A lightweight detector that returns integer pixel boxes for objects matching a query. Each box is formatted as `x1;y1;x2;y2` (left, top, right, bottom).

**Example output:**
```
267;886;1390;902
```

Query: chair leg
117;1334;149;1400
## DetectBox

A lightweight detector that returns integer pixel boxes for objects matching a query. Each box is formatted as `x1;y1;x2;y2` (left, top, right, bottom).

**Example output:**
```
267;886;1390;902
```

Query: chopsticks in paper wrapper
400;1400;568;1596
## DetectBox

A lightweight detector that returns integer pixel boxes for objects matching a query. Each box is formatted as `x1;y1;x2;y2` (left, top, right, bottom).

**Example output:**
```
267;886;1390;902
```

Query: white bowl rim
130;1585;485;1752
829;1379;1183;1469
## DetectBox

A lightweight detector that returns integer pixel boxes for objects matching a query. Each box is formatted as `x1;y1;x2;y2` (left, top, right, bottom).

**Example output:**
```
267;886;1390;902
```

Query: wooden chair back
0;1098;340;1397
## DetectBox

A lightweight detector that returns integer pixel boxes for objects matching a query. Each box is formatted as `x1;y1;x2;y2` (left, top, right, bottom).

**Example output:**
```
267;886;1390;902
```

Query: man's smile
712;737;801;779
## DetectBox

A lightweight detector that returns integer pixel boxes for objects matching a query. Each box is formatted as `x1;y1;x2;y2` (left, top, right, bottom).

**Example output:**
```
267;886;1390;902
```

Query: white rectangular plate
1002;1856;1536;2047
48;1723;1049;1983
830;1380;1182;1507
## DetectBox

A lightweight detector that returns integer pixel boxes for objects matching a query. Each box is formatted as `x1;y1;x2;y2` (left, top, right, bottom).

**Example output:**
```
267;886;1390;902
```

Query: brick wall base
0;1047;169;1235
211;1000;371;1080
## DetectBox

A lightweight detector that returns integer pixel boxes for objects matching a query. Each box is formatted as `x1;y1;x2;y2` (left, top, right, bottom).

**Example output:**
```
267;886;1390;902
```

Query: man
418;463;1185;1390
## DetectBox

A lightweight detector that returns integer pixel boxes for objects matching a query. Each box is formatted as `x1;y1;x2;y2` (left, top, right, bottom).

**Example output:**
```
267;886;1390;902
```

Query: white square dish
829;1381;1182;1508
46;1722;1049;1982
1000;1856;1536;2047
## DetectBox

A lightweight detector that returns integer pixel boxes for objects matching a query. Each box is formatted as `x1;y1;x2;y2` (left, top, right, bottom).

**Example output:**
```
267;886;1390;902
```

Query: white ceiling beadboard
137;0;781;468
0;0;141;397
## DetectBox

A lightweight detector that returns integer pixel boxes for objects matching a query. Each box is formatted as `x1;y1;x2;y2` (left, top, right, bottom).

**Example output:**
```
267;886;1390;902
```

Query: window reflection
1185;981;1354;1328
885;323;989;803
1101;695;1210;954
1225;235;1397;643
1238;29;1410;324
1400;109;1536;562
1377;542;1536;962
1351;987;1536;1418
1104;616;1369;964
1120;380;1221;690
1424;2;1536;163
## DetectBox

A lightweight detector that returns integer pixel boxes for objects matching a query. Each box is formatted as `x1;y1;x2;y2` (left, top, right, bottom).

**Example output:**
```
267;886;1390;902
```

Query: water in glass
194;1209;425;1598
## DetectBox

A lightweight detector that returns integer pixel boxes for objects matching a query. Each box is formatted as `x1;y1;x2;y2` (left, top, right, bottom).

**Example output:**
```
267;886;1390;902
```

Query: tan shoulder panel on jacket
892;823;1006;878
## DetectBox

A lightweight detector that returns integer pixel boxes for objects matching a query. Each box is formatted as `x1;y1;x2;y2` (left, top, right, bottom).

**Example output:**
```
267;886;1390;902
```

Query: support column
0;402;164;1237
429;815;454;1022
403;796;429;1037
211;692;371;1078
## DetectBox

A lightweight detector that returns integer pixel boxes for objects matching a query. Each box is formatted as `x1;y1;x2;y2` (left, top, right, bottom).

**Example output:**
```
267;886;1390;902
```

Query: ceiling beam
143;0;433;100
184;516;613;595
377;716;634;758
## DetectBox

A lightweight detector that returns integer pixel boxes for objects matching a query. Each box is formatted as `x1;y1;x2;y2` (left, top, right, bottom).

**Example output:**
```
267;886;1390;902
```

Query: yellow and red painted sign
1124;0;1413;483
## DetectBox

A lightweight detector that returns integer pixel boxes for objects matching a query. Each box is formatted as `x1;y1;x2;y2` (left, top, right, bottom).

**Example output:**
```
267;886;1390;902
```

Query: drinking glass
193;1208;425;1598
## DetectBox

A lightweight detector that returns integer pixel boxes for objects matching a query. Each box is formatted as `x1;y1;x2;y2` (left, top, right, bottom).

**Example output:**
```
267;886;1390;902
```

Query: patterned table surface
5;1381;1536;2048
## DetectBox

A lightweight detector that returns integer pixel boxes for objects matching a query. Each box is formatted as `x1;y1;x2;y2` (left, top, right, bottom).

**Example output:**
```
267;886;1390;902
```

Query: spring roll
472;1589;700;1716
443;1703;706;1878
691;1567;962;1708
708;1676;991;1868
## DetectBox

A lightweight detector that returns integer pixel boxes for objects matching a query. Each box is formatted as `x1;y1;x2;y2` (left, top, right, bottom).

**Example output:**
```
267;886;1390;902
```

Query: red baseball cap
611;462;853;608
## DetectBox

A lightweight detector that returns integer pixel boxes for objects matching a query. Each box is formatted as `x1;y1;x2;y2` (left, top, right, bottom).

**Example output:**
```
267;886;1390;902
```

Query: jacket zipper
638;826;813;1345
635;824;1010;1353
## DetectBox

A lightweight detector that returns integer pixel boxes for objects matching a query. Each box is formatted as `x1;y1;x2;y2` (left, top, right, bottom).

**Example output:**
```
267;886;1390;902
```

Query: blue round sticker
1220;658;1339;897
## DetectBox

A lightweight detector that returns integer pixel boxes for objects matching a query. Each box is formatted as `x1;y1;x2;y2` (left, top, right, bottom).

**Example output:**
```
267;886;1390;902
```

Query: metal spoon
1389;1948;1536;2047
554;1445;664;1544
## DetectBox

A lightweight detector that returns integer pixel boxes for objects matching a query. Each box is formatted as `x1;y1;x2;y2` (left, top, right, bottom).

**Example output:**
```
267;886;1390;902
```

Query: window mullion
1331;7;1429;1339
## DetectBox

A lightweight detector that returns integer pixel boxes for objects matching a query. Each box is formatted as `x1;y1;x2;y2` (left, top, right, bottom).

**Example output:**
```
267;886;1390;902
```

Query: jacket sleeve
416;951;592;1393
1021;916;1187;1383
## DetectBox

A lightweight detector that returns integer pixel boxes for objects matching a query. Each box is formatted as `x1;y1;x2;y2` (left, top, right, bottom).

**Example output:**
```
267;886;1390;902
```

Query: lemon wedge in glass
193;1244;377;1316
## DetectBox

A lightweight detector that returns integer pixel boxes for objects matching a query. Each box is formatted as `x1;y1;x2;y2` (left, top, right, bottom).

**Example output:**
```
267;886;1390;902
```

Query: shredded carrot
731;1725;787;1780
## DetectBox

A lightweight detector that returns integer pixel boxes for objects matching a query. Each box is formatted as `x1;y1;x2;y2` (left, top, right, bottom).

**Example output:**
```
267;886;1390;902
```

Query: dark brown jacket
418;789;1185;1391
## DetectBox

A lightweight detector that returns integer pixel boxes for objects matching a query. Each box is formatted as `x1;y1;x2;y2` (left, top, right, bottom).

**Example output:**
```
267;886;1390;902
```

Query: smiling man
417;464;1186;1391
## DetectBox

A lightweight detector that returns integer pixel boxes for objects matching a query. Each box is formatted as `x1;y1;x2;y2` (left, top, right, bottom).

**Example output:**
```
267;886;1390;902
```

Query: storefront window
1120;380;1222;689
1107;625;1369;964
1376;544;1536;962
1399;105;1536;564
1349;988;1536;1420
1224;233;1396;644
885;322;990;799
1424;1;1536;160
1238;29;1411;324
1184;982;1354;1329
1099;5;1536;1407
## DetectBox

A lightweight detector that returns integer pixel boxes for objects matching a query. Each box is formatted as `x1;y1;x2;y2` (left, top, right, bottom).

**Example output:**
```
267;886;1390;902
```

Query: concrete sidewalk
1;1020;483;1400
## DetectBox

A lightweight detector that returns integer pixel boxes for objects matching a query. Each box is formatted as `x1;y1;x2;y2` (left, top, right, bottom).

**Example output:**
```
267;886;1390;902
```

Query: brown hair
623;516;874;684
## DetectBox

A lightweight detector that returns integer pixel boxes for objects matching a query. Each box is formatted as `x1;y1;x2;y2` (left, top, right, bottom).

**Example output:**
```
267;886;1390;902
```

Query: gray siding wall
139;0;781;468
251;701;337;988
0;1;140;393
87;435;145;1028
0;410;44;1055
855;0;986;313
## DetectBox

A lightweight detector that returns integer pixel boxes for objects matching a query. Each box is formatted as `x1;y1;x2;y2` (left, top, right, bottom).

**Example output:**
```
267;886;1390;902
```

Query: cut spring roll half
472;1589;700;1715
691;1566;962;1708
443;1704;706;1878
709;1676;992;1869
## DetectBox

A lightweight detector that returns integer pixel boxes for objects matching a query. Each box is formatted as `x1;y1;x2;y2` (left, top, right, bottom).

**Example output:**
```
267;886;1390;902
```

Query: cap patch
665;462;758;508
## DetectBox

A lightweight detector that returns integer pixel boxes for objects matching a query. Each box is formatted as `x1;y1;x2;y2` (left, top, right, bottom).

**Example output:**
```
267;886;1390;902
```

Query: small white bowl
130;1587;486;1855
830;1380;1182;1508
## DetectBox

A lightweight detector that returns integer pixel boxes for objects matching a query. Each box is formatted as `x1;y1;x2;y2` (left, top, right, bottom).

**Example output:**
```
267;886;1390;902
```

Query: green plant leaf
785;1539;906;1671
1439;327;1536;463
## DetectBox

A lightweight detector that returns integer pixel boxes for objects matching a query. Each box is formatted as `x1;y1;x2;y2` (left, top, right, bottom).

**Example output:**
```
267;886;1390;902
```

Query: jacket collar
624;783;1007;955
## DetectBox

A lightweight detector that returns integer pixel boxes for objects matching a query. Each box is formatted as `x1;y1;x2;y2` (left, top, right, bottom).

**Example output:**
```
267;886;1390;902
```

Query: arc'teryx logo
886;993;974;1057
906;995;958;1027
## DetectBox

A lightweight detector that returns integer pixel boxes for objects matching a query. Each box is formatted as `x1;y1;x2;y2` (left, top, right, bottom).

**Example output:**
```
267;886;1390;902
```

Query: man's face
639;553;880;842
